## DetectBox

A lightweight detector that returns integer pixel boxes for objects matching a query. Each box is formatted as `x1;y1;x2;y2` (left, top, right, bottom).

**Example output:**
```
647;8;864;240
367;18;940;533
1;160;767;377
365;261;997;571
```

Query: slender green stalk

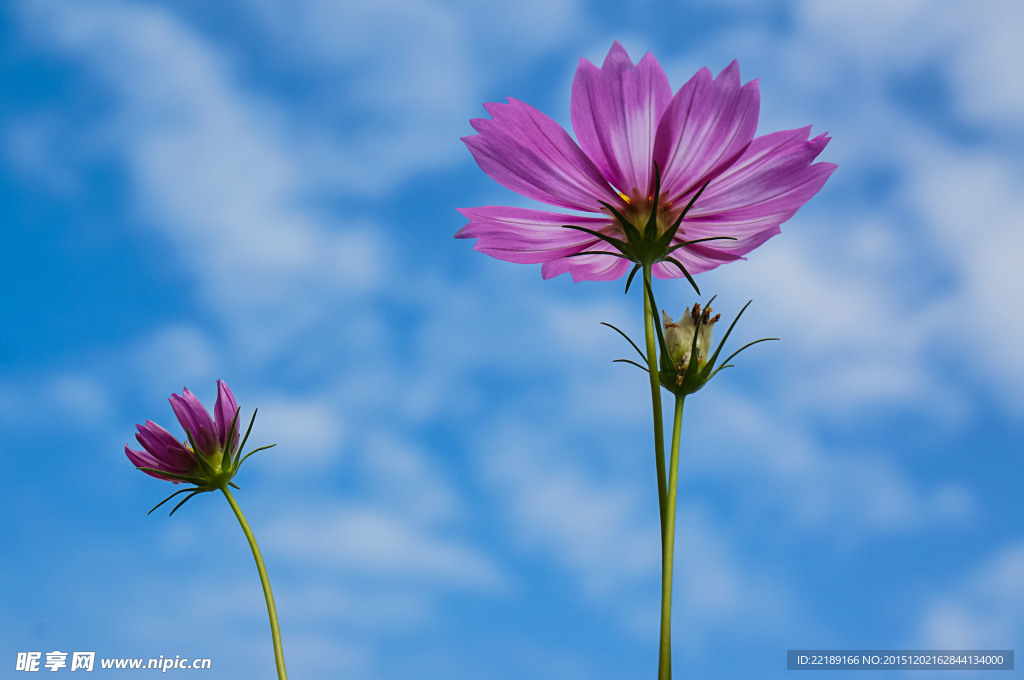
220;486;288;680
641;264;669;542
658;395;685;680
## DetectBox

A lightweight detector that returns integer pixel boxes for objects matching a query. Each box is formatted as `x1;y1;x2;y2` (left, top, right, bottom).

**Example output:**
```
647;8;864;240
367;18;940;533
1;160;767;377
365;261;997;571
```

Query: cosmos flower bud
124;380;275;514
655;299;776;397
662;303;720;373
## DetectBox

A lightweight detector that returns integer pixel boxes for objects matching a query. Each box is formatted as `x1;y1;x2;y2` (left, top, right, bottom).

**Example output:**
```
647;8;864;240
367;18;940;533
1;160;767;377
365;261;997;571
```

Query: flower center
609;191;681;241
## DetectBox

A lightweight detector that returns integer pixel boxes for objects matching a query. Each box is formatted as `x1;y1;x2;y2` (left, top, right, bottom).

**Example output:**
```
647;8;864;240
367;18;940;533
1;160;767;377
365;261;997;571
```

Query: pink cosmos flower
456;41;836;282
125;380;241;483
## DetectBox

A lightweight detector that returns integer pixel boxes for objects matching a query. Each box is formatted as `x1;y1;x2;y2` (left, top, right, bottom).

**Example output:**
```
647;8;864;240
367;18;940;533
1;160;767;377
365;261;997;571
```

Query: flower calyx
562;164;735;295
143;408;276;516
125;381;276;515
603;284;778;397
657;294;777;396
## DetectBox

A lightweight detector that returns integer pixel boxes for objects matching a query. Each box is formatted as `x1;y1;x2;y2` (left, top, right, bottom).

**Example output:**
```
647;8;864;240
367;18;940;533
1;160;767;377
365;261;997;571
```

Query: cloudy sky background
2;0;1022;678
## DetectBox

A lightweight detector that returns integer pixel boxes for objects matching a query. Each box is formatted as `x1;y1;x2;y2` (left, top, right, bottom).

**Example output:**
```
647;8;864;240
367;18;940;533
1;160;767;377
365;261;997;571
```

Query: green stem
658;395;685;680
642;264;669;544
221;486;288;680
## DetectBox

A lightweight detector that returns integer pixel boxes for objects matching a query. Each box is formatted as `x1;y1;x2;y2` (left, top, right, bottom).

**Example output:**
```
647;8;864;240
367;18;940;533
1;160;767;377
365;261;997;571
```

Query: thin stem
658;395;685;680
642;263;668;544
220;486;288;680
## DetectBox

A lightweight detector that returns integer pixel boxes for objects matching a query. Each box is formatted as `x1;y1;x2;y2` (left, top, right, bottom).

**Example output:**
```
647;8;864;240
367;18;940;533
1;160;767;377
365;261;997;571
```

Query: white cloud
46;374;113;425
695;387;976;534
247;395;346;469
482;428;660;595
478;414;798;648
920;541;1024;648
2;115;80;195
18;0;382;360
282;583;431;629
357;433;462;524
124;325;220;395
908;148;1024;404
265;507;505;588
697;230;962;420
797;0;1024;128
242;0;588;195
0;372;113;428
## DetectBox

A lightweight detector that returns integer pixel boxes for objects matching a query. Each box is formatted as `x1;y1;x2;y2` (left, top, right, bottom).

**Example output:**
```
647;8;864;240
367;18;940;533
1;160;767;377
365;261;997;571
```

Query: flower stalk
221;485;288;680
642;264;669;546
658;394;686;680
607;286;776;678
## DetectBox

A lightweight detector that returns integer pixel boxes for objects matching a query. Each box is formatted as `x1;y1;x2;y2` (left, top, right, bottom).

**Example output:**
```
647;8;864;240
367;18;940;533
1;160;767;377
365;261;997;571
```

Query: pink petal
169;387;218;456
456;206;612;264
125;444;186;482
651;241;747;279
132;420;197;475
688;127;837;232
214;380;239;453
463;98;620;212
540;244;632;282
571;41;672;198
654;61;760;204
654;127;836;277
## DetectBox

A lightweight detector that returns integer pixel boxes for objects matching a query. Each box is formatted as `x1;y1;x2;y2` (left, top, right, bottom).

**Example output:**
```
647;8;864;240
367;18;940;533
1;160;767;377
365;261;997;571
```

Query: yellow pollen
617;191;631;204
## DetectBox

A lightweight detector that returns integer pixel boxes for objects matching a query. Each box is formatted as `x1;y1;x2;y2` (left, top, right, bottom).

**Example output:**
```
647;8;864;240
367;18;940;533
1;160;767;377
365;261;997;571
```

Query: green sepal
623;263;642;294
148;487;197;515
704;300;751;371
237;443;277;469
656;298;777;397
236;409;260;462
556;165;735;297
135;467;208;486
654;179;710;254
562;224;629;253
665;235;737;254
663;257;701;296
612;358;649;372
184;428;217;477
600;321;647;363
564;250;633;262
599;200;643;244
707;337;779;381
169;489;205;516
224;408;242;470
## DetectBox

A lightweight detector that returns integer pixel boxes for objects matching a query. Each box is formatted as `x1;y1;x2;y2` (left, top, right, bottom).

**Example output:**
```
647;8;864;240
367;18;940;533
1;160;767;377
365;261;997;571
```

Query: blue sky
2;0;1022;678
